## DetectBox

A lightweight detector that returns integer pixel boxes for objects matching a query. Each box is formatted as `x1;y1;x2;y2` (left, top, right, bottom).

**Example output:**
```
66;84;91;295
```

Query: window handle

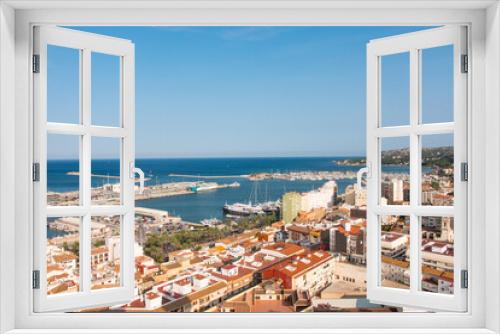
130;163;145;194
357;163;371;190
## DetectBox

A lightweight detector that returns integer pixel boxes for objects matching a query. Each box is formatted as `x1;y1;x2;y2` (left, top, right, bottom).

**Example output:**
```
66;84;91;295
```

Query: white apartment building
332;260;367;290
106;236;120;262
354;184;367;207
344;185;356;206
392;179;404;203
380;232;408;258
421;240;454;272
300;181;337;212
381;256;410;287
287;253;336;296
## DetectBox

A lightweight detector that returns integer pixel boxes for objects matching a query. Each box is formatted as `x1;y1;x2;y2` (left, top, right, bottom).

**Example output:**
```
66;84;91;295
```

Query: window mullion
409;48;420;293
81;48;92;293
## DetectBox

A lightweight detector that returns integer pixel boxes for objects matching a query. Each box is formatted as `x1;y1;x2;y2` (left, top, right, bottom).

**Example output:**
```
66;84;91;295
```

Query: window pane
47;216;80;295
47;134;80;206
380;215;410;290
91;215;121;290
421;134;454;206
421;216;454;295
380;52;410;127
421;45;454;124
91;137;121;205
91;52;121;127
380;137;410;205
47;45;80;124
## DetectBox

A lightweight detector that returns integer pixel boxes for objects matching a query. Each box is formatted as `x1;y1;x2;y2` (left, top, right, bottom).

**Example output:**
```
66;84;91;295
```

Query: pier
169;174;248;179
67;171;150;182
48;180;240;206
247;170;358;181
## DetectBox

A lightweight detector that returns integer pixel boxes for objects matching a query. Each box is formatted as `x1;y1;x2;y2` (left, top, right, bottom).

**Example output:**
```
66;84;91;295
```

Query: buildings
282;181;337;224
421;216;454;243
392;179;404;203
354;184;367;207
282;192;302;224
152;278;228;313
331;260;367;290
381;256;410;288
329;220;367;264
300;181;337;212
46;250;79;295
262;251;335;296
380;231;408;259
381;177;408;205
211;264;255;295
421;240;454;272
219;281;309;313
421;266;454;294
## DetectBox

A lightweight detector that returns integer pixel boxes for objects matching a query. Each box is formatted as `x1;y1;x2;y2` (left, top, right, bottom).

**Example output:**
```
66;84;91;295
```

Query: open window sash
366;26;468;312
33;26;136;312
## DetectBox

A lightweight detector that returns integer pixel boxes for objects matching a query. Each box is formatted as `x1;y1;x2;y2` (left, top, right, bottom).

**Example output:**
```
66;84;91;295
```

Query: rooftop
265;251;332;278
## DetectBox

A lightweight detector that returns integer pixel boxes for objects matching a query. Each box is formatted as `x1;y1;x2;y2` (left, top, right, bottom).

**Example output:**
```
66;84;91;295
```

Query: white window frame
32;26;136;312
0;1;499;333
366;26;468;312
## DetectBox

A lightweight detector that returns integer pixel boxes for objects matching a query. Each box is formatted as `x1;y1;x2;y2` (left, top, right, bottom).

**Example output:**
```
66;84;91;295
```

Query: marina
47;180;241;206
48;157;374;222
67;171;151;182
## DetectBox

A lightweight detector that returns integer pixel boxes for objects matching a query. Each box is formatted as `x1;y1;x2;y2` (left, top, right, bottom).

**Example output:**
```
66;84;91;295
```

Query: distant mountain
336;146;453;169
381;146;453;168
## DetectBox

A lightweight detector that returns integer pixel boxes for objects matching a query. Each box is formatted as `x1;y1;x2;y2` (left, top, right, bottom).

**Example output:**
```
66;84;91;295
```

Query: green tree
93;239;105;248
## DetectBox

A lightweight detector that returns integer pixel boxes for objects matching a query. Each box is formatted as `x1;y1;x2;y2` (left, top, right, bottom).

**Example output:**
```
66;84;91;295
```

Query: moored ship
260;200;281;215
200;218;223;227
223;202;265;217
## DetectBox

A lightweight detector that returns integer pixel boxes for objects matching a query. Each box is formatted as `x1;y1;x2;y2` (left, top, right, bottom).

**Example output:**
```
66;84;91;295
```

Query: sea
47;157;409;224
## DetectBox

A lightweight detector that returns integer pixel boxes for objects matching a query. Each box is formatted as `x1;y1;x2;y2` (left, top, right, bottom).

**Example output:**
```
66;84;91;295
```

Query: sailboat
222;181;280;217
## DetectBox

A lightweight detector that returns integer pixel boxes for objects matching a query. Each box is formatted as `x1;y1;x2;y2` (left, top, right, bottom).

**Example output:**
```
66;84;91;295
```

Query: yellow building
282;192;302;224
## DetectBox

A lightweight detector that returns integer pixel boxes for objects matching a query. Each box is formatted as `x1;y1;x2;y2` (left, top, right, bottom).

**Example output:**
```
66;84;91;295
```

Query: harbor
136;181;240;200
247;170;357;181
47;180;241;206
48;157;367;222
67;171;151;183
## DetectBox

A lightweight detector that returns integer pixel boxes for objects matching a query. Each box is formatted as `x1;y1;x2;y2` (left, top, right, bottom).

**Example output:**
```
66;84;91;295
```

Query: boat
260;200;281;214
200;218;222;227
223;202;265;217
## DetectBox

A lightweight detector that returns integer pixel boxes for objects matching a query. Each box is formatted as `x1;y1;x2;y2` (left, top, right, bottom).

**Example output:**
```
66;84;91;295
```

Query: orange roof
135;255;154;264
287;224;311;234
212;266;254;282
209;245;226;254
262;242;305;257
266;251;332;278
271;221;285;229
433;193;450;199
47;272;69;283
174;278;191;286
146;292;160;300
381;255;410;269
128;298;146;308
193;274;208;280
52;252;78;263
47;264;64;272
422;265;454;283
91;246;108;256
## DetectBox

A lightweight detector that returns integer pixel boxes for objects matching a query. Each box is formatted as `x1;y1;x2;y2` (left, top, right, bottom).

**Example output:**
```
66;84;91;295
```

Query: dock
67;171;150;182
169;174;248;179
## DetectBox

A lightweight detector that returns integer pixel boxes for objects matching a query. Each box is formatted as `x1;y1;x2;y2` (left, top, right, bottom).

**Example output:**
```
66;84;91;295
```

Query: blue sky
47;26;453;159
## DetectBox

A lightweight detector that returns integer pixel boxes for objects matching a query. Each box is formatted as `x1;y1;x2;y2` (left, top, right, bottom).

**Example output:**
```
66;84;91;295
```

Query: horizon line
48;154;367;161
